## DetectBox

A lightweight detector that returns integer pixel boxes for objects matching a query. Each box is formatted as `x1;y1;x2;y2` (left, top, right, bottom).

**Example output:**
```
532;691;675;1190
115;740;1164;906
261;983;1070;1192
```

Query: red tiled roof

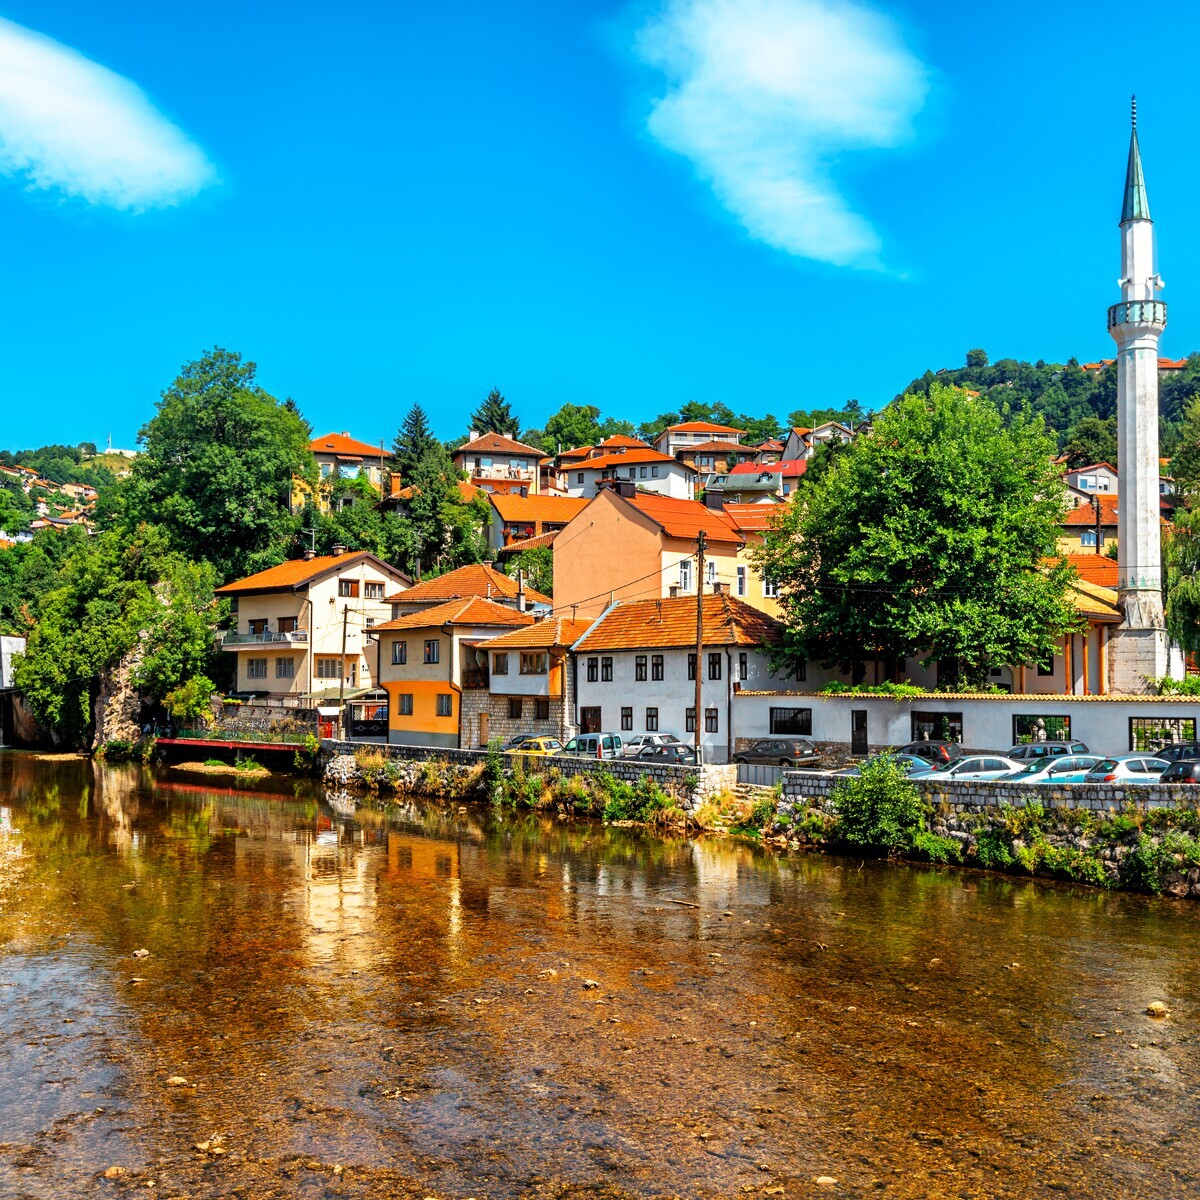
790;426;812;437
723;503;786;532
1082;357;1187;371
488;493;590;524
311;432;385;459
477;615;593;650
597;435;652;450
625;493;742;544
500;530;558;553
1066;462;1117;475
753;439;785;451
1063;495;1118;526
728;460;808;477
1048;554;1119;587
456;432;544;457
216;552;407;594
577;448;691;472
386;562;551;606
372;596;537;632
665;421;746;435
575;594;782;652
678;440;751;455
557;445;594;461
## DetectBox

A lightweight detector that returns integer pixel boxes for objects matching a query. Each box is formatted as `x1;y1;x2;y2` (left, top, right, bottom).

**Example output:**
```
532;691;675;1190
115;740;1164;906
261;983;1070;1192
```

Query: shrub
164;675;216;725
99;739;135;761
911;830;962;864
972;826;1015;870
831;754;924;854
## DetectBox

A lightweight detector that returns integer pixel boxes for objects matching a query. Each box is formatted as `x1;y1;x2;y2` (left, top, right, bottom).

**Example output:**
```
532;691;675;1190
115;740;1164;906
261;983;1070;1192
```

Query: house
654;421;746;458
453;432;545;496
215;549;411;702
719;460;808;499
553;485;748;619
485;492;589;551
293;432;388;513
673;440;757;487
386;562;550;618
722;504;787;618
1060;494;1120;553
752;438;785;463
781;422;854;461
561;448;696;500
461;615;593;748
572;594;785;762
372;597;535;746
1064;462;1118;495
1082;356;1187;373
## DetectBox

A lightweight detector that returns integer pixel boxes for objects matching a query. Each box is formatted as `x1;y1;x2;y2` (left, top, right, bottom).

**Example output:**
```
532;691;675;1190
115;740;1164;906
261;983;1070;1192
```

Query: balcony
462;668;490;690
470;465;535;481
1107;300;1167;331
220;629;310;649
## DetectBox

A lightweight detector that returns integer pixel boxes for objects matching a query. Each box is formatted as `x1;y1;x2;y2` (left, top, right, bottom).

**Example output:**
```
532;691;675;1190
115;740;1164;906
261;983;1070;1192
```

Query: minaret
1108;96;1169;690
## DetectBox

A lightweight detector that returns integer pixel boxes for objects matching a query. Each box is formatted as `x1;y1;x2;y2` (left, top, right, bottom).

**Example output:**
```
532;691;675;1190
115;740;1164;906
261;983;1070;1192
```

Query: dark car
896;740;965;764
733;738;821;768
1006;741;1090;761
1160;760;1200;784
502;733;538;750
636;743;699;765
1153;742;1200;763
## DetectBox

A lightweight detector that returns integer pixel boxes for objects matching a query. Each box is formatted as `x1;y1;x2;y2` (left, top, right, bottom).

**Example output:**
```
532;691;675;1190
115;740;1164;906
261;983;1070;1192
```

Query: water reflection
1;750;1200;1198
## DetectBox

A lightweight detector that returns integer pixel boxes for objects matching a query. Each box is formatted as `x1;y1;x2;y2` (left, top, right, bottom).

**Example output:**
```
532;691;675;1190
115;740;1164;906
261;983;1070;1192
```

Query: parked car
1006;741;1090;760
636;743;699;765
1083;756;1170;784
833;753;930;777
1151;741;1200;763
1160;760;1200;784
621;733;682;758
558;733;624;760
732;738;821;768
502;733;538;750
506;736;562;756
999;755;1102;784
896;740;965;764
909;754;1024;781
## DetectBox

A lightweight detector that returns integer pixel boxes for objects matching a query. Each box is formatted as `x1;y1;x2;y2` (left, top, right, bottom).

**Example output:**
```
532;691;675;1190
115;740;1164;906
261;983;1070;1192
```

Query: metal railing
1107;299;1167;329
174;727;314;746
220;629;310;646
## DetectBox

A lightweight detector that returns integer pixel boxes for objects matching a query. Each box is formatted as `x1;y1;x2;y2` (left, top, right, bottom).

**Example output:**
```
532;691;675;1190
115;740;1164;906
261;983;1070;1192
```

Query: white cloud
0;16;216;211
632;0;928;269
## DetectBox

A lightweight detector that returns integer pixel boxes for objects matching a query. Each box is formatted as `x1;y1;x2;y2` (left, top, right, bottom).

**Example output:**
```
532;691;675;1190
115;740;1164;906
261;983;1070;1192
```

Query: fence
175;727;313;746
736;763;785;788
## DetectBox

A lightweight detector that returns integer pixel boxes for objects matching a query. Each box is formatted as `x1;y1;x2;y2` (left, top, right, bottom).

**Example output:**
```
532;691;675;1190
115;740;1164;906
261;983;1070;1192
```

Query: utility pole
695;531;705;763
338;603;349;707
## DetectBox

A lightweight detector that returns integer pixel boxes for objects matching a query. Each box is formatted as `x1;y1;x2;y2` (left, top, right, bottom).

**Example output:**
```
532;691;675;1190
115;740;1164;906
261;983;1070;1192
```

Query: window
493;652;509;676
739;652;748;682
763;576;779;599
248;618;268;635
736;566;746;597
365;617;375;629
679;559;693;591
911;712;963;742
651;655;664;681
587;657;599;682
706;560;717;587
520;652;548;675
601;657;613;681
708;653;722;680
646;707;659;731
1081;530;1099;548
705;708;719;733
686;707;696;733
364;582;385;600
770;707;812;735
1013;715;1072;744
247;657;267;679
391;641;407;665
651;465;660;478
1130;716;1197;752
320;462;332;478
621;707;633;731
317;658;340;679
635;655;647;681
688;654;696;680
1037;658;1055;677
278;616;297;634
535;698;550;720
338;579;359;598
580;706;602;733
275;657;295;679
424;639;440;664
508;697;523;719
436;694;453;718
795;660;807;682
576;472;584;484
640;467;647;478
399;693;414;715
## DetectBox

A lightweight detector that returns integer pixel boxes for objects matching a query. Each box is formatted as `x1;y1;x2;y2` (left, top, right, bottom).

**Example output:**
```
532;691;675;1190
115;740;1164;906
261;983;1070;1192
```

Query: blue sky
0;0;1197;450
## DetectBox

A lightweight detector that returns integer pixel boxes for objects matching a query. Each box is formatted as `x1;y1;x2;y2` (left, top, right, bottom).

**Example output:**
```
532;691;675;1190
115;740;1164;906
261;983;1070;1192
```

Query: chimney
713;582;729;595
332;543;346;557
303;548;316;561
517;569;527;613
469;429;479;442
615;479;637;499
669;585;679;599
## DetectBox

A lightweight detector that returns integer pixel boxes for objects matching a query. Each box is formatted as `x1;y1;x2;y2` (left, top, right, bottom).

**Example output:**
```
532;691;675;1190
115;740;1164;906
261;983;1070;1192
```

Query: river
1;751;1199;1198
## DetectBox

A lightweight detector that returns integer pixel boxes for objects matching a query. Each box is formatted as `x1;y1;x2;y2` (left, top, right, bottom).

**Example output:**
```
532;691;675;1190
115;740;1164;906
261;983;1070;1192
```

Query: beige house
453;432;545;496
215;549;411;702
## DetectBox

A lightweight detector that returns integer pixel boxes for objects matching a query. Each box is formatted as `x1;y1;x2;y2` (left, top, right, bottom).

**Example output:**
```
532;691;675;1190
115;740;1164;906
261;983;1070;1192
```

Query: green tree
543;403;602;453
1169;395;1200;498
1063;415;1118;468
755;384;1079;687
1165;507;1200;657
122;348;313;582
965;348;989;370
597;415;638;440
391;403;436;480
505;544;552;595
470;388;520;438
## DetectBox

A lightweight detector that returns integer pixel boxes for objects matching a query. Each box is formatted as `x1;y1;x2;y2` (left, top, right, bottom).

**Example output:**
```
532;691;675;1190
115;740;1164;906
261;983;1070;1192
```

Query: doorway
851;709;868;756
479;712;489;747
580;706;602;734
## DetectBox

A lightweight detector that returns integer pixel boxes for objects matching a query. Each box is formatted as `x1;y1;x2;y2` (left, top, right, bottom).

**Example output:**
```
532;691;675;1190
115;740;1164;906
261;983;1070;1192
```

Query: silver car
909;754;1024;781
621;733;681;759
999;755;1102;784
1083;756;1169;784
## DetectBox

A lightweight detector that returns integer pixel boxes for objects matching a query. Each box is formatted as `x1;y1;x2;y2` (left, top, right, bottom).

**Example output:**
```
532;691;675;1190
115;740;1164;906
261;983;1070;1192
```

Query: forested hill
898;349;1200;467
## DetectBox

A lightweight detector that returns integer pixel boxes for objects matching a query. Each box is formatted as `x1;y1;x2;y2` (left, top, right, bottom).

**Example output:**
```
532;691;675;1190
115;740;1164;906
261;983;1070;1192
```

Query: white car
620;733;681;758
1083;756;1170;784
909;754;1024;781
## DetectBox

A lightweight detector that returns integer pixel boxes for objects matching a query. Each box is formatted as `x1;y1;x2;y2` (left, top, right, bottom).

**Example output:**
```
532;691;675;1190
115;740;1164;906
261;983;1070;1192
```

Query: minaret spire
1122;94;1150;224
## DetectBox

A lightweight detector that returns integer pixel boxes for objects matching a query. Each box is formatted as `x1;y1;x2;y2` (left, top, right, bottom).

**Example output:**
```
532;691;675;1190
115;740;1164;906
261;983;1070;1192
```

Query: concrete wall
0;636;25;689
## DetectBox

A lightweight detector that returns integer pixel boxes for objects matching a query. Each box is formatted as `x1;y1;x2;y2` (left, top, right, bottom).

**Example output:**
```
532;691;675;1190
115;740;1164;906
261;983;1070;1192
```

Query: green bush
831;754;925;854
100;739;135;761
911;830;962;864
972;826;1015;870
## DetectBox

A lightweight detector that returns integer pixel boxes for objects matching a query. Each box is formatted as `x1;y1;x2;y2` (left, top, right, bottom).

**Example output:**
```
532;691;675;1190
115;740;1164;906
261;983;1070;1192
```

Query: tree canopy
755;384;1080;687
470;388;520;438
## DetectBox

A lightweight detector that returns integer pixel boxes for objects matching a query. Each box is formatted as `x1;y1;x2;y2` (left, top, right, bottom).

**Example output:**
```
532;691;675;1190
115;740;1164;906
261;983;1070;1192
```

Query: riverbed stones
165;1075;190;1087
102;1166;126;1179
815;1176;838;1187
1147;1001;1170;1017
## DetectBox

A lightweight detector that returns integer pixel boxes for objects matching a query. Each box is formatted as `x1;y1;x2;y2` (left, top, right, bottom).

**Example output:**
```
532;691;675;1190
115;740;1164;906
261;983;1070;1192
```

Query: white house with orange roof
454;432;545;495
653;420;746;458
215;548;411;702
385;562;550;618
562;448;696;500
1064;461;1118;496
781;422;855;462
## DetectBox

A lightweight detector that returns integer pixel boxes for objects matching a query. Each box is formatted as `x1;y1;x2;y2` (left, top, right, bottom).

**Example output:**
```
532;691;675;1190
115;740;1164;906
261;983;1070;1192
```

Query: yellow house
373;597;534;747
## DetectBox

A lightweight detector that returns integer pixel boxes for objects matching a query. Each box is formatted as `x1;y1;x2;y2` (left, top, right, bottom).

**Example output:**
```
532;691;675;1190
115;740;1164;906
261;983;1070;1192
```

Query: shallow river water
2;753;1200;1199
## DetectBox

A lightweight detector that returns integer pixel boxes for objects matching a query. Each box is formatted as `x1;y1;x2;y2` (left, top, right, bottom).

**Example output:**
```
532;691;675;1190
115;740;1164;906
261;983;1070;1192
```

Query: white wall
0;636;25;689
563;463;694;500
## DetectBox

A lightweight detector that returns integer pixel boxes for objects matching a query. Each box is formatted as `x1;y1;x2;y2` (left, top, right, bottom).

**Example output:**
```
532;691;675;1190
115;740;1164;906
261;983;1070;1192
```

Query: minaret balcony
1107;299;1167;332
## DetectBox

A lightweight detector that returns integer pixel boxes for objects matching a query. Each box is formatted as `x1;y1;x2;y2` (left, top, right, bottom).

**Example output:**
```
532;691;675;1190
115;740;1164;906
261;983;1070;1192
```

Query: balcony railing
462;668;490;690
1108;300;1167;330
220;629;310;647
470;466;535;481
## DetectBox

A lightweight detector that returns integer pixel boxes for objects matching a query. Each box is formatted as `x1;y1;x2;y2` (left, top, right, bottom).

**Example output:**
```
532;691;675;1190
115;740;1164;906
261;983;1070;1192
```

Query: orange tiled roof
723;503;786;532
1063;495;1118;526
753;438;785;451
488;493;590;524
557;445;594;461
387;562;551;606
390;478;481;504
311;432;385;459
597;435;652;450
678;440;750;455
372;596;536;632
575;594;782;652
477;615;593;650
215;552;406;594
1048;554;1119;587
625;493;743;544
790;426;812;437
500;530;558;553
1082;357;1187;371
456;432;545;457
665;421;746;435
1067;462;1117;475
577;448;691;472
